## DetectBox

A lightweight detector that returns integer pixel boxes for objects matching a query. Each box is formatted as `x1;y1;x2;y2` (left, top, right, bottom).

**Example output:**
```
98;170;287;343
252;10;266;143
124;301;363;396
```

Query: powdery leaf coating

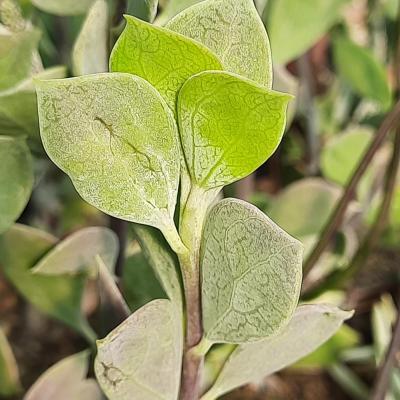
202;305;353;400
177;71;291;189
264;0;348;65
32;227;118;275
72;0;109;76
95;299;182;400
166;0;272;88
36;73;180;236
0;225;94;339
0;328;20;397
201;198;302;343
0;29;41;91
110;16;222;112
0;136;33;234
25;351;102;400
31;0;95;15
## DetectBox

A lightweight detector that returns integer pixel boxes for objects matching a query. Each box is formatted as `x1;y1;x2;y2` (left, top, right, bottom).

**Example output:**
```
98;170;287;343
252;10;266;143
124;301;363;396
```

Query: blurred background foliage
0;0;400;399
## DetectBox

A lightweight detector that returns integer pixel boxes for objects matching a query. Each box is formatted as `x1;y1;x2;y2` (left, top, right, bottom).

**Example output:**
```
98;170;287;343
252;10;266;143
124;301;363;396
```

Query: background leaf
127;0;158;23
0;136;33;234
72;0;109;76
95;299;182;400
24;350;102;400
177;71;291;189
202;305;352;400
201;198;302;343
0;328;20;397
110;15;222;112
264;0;348;64
166;0;273;87
36;73;181;242
31;0;96;16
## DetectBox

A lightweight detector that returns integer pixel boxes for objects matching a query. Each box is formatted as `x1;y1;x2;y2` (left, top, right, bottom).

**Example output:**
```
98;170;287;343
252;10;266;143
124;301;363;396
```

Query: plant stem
303;99;400;278
178;185;219;400
371;289;400;400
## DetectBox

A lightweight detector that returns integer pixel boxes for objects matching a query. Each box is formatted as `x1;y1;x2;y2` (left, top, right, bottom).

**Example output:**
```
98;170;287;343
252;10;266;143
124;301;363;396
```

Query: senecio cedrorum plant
34;0;351;399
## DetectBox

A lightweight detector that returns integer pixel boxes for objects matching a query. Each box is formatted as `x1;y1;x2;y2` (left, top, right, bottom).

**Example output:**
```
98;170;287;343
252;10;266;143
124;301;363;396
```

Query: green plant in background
31;1;350;399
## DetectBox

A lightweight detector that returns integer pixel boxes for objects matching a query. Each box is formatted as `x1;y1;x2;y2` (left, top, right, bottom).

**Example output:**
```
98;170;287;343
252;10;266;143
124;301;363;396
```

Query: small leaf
201;198;302;343
156;0;202;24
333;33;392;109
122;251;167;312
133;224;182;309
110;16;222;112
0;28;40;90
267;178;341;239
264;0;348;64
25;350;102;400
36;73;182;248
0;224;95;341
95;299;182;400
202;304;352;400
0;328;20;397
0;136;33;234
0;66;66;142
72;0;109;76
166;0;273;87
31;0;95;15
177;71;291;190
31;227;118;275
127;0;158;22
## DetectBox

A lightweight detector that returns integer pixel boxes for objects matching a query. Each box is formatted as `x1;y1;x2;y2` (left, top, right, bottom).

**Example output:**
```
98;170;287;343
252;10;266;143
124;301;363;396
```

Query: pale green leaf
201;198;302;343
0;224;95;341
95;299;182;400
177;71;291;189
0;136;33;234
0;66;67;142
166;0;273;87
25;350;102;400
156;0;202;24
321;129;372;187
133;224;182;309
72;0;109;76
267;178;341;239
333;34;392;109
202;304;352;400
32;227;118;275
264;0;348;64
110;15;222;112
127;0;158;22
31;0;95;15
0;28;40;90
36;73;182;249
0;328;20;397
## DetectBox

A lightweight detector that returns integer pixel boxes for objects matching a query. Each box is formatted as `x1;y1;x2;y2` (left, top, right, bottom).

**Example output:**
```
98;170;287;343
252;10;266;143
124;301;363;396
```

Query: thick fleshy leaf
201;198;302;343
321;129;373;187
333;34;392;109
127;0;158;22
0;136;33;234
72;0;108;76
31;0;95;15
110;16;222;112
0;225;95;341
32;227;118;275
264;0;348;64
0;29;40;91
0;328;20;397
36;73;182;249
133;224;182;308
177;71;291;190
25;351;102;400
122;251;166;312
166;0;273;87
95;299;182;400
267;178;341;239
0;66;66;142
201;305;353;400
